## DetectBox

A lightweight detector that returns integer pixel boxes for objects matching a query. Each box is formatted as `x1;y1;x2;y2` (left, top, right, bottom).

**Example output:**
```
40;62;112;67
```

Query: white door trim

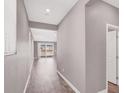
105;24;119;93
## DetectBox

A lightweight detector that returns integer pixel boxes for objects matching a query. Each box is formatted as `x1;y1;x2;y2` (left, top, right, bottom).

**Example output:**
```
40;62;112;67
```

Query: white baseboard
23;59;34;93
57;71;80;93
97;89;107;93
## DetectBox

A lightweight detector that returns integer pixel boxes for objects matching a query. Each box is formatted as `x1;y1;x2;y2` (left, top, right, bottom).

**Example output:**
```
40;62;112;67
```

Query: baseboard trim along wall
23;72;31;93
97;89;107;93
57;71;80;93
23;59;34;93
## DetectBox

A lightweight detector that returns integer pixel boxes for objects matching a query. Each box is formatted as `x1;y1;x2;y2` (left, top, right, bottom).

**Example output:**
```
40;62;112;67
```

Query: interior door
107;30;117;84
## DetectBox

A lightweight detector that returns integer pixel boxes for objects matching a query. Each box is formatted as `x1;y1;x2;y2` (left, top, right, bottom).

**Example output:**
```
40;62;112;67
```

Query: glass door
40;42;56;58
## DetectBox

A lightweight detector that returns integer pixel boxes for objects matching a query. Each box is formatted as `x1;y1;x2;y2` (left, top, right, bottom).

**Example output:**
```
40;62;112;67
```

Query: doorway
106;24;119;93
37;42;57;58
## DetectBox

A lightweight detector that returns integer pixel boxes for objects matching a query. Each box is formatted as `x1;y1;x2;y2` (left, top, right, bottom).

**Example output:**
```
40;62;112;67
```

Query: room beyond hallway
25;58;75;93
108;82;119;93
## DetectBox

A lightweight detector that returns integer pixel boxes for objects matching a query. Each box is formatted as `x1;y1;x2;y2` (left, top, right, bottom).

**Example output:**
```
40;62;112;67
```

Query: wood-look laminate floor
26;58;75;93
108;82;119;93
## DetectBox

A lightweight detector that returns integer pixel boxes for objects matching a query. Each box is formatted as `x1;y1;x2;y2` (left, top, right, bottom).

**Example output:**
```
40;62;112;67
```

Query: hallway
4;0;119;93
25;58;75;93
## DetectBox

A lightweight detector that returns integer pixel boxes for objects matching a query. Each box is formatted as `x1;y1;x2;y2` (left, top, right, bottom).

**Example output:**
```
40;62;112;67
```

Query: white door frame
106;24;119;93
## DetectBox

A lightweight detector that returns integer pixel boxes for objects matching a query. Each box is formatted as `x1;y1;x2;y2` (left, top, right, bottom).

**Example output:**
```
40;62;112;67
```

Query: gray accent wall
4;0;33;93
57;0;89;93
29;21;58;30
34;41;38;59
85;0;119;93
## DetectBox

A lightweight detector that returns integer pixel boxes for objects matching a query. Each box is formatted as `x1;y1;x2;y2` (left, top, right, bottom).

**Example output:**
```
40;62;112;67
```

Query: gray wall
4;0;33;93
57;0;88;93
85;0;119;93
29;21;58;30
34;41;38;59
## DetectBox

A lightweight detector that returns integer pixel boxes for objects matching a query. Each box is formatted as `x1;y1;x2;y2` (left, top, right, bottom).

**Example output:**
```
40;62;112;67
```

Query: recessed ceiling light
44;9;51;15
46;9;50;13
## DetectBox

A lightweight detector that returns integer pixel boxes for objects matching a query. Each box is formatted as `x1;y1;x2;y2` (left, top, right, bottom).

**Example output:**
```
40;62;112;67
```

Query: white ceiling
24;0;119;25
24;0;79;25
102;0;119;8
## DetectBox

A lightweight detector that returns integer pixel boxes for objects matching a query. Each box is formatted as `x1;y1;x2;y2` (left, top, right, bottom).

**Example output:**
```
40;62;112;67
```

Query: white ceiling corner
102;0;119;8
24;0;79;25
24;0;118;25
